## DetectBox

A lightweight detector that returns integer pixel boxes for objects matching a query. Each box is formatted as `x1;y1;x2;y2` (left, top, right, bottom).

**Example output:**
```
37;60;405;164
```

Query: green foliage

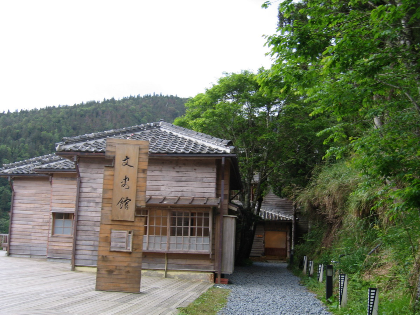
175;70;285;262
263;0;420;217
175;70;331;262
297;160;362;222
293;157;420;312
0;211;9;234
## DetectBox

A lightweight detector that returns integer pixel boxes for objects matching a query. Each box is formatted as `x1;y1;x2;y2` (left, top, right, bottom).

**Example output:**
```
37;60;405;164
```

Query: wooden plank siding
75;157;221;269
142;253;214;271
47;174;77;259
74;158;109;266
50;174;77;213
146;159;217;198
9;178;51;257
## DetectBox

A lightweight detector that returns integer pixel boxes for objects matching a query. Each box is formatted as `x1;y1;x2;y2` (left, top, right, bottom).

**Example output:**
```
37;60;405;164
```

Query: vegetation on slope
0;94;186;165
258;0;420;311
292;160;420;313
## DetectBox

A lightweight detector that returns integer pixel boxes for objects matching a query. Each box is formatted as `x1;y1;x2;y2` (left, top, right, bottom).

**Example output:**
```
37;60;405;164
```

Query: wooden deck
0;253;212;315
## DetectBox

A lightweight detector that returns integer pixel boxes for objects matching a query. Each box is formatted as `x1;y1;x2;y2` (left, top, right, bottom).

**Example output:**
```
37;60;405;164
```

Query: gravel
216;262;332;315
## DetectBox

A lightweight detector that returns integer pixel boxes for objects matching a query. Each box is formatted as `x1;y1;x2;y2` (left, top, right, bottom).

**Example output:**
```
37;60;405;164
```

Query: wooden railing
0;234;8;250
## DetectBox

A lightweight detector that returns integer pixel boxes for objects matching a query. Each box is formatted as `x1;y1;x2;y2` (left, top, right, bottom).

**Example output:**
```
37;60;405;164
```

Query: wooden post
289;204;296;267
367;288;379;315
96;139;149;293
303;256;308;274
217;157;225;284
7;177;14;256
339;274;348;308
318;264;324;282
71;156;81;271
309;260;314;276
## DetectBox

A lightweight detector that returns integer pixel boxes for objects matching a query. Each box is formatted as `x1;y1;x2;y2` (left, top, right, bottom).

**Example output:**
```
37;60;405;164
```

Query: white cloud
0;0;278;112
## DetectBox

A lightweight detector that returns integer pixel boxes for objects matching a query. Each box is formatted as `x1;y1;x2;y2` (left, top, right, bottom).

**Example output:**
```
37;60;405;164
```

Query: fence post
309;260;314;277
303;256;308;274
339;274;348;308
326;265;333;300
318;264;324;282
367;288;379;315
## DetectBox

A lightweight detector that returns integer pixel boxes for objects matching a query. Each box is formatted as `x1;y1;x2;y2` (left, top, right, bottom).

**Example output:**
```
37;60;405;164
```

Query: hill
0;94;187;166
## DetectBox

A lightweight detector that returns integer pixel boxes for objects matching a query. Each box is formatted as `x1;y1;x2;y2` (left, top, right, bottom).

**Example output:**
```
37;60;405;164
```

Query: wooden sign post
96;139;149;293
339;274;348;308
318;264;324;282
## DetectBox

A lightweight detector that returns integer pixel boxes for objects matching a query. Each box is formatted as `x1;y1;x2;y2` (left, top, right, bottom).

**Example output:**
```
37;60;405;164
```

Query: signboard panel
96;138;149;293
111;144;140;221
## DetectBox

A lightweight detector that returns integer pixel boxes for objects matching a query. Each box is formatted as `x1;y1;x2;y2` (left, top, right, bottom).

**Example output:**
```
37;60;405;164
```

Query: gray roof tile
55;121;235;154
0;154;75;176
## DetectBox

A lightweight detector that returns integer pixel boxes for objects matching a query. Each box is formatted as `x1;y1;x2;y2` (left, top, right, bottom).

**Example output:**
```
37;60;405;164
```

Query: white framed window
53;213;74;235
138;208;212;253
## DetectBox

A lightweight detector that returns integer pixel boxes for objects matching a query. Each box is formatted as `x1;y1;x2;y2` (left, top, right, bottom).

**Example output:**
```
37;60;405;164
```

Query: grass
296;269;413;315
177;286;231;315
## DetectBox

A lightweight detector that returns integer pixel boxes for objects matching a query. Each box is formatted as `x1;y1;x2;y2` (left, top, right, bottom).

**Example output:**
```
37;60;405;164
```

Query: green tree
262;0;420;304
262;0;420;214
175;70;329;262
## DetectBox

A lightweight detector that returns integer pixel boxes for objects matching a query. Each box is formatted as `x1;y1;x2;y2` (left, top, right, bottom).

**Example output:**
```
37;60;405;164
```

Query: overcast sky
0;0;279;113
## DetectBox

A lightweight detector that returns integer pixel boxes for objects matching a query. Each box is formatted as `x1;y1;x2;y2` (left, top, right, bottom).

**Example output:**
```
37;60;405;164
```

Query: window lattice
140;209;211;253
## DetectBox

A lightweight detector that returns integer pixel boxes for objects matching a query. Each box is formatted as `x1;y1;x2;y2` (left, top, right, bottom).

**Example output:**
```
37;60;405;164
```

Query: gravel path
217;262;331;315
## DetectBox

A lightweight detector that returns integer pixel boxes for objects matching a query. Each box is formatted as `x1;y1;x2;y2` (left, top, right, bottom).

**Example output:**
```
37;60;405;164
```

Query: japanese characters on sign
111;144;140;221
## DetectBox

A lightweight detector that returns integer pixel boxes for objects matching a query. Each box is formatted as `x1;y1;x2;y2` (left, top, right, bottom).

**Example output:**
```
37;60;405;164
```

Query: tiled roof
230;194;294;221
259;206;293;221
55;121;235;154
0;154;75;176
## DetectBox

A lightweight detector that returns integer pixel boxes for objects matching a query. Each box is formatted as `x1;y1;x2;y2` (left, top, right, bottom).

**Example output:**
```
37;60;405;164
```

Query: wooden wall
74;158;108;266
75;157;220;268
9;177;51;257
146;158;216;197
47;174;77;259
250;222;291;258
142;252;214;271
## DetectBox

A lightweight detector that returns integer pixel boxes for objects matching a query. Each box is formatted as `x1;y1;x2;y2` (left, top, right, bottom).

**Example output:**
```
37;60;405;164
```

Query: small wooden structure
0;122;241;282
250;192;294;259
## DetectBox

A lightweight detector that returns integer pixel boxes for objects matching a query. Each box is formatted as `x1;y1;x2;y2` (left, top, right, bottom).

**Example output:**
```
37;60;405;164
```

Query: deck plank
0;254;212;315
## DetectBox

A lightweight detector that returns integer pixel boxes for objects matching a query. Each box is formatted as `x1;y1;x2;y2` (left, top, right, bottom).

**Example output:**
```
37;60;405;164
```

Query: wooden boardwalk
0;253;212;315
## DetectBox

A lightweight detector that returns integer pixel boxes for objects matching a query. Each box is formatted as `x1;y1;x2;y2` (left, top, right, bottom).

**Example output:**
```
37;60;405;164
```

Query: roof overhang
145;196;221;208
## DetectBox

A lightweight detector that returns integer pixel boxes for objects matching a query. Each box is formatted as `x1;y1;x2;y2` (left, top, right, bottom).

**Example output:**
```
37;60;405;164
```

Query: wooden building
250;191;294;260
0;121;241;282
249;190;310;260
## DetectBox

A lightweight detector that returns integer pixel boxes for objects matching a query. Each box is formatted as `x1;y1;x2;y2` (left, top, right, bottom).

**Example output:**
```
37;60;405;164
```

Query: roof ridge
159;121;234;151
54;121;235;155
57;122;161;145
1;154;60;170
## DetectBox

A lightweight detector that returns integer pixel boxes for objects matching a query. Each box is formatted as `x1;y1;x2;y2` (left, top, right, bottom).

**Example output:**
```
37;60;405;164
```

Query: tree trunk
235;198;263;265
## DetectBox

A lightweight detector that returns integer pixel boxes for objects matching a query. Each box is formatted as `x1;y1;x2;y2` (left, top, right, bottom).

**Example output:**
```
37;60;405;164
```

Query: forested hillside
0;94;187;234
0;94;186;165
